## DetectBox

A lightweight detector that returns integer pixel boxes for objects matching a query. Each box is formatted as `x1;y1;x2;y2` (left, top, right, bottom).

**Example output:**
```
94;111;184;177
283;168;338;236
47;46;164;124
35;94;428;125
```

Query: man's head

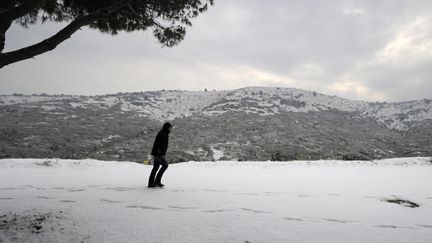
162;122;172;131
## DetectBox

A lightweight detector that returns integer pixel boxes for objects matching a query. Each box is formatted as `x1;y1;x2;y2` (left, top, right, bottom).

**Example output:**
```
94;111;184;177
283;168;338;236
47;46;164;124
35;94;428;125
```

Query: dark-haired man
148;122;172;188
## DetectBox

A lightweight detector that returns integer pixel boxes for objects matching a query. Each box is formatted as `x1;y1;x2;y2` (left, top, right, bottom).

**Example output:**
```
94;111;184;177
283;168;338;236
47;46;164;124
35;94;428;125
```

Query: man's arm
154;133;163;155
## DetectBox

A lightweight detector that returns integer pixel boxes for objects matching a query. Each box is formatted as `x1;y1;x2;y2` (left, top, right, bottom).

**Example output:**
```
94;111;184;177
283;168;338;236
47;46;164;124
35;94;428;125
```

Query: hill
0;87;431;161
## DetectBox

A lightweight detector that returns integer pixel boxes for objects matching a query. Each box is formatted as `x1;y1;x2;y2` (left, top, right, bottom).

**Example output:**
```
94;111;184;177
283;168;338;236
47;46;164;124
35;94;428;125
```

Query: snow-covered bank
1;158;432;242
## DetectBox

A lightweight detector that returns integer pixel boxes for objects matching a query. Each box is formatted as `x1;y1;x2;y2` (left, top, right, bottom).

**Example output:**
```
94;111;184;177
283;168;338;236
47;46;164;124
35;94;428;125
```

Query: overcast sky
1;0;432;102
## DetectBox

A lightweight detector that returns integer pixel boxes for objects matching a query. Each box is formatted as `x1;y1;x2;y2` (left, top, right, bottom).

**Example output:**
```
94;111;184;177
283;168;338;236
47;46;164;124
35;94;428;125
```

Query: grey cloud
1;0;432;101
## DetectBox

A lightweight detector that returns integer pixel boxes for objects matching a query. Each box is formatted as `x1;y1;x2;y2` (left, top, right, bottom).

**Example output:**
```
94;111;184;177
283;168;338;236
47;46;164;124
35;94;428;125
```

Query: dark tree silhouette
0;0;213;69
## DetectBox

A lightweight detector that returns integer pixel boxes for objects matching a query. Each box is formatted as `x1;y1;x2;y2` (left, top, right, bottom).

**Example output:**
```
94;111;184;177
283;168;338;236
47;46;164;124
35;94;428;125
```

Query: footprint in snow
298;194;320;198
323;218;356;224
67;188;86;192
203;189;226;192
59;200;76;203
21;185;46;190
375;225;417;230
126;205;163;210
240;208;272;214
282;217;303;221
0;187;22;190
416;224;432;228
21;185;35;188
202;209;234;213
104;187;138;191
100;199;123;204
171;189;184;192
234;192;260;196
168;206;198;210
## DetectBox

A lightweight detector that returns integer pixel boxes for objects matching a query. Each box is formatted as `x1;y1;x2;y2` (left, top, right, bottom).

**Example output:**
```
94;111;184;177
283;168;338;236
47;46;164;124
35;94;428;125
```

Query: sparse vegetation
0;90;431;162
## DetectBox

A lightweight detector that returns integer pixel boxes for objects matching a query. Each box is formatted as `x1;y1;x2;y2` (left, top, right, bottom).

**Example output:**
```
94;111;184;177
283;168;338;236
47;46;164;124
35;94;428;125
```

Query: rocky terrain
0;87;431;162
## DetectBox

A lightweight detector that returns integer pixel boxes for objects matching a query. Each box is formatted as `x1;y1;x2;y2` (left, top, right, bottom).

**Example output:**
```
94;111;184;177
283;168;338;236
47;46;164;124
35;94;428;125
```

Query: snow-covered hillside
1;158;431;242
1;87;431;130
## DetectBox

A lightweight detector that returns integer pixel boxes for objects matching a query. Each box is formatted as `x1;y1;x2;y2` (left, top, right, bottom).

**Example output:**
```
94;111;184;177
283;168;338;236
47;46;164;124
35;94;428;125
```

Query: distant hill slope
0;87;431;161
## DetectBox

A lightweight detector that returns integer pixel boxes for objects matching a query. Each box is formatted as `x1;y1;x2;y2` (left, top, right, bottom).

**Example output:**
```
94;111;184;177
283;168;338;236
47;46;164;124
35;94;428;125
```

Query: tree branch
0;15;93;68
0;0;137;68
0;0;47;53
0;21;12;53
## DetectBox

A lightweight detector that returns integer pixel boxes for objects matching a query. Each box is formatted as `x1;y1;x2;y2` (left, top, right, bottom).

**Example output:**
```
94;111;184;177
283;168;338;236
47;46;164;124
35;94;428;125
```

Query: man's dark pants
148;156;168;186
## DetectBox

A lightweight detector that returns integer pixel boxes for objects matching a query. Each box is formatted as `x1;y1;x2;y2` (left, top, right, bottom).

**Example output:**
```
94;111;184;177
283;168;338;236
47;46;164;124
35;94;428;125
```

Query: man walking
148;122;172;188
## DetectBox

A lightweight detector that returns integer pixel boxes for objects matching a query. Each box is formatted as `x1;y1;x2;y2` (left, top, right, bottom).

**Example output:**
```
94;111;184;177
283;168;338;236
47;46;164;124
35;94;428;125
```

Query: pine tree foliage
0;0;214;68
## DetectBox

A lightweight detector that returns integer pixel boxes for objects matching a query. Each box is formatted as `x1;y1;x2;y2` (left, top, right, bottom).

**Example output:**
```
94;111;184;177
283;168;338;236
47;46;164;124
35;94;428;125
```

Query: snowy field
1;158;432;243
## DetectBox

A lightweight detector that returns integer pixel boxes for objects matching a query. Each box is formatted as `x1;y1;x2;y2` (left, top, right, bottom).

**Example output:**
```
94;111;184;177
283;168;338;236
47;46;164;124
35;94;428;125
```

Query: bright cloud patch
378;17;432;62
326;79;386;101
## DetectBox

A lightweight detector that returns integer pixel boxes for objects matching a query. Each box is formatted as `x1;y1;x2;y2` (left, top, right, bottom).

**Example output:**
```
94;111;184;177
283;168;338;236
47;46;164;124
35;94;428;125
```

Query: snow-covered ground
1;158;432;243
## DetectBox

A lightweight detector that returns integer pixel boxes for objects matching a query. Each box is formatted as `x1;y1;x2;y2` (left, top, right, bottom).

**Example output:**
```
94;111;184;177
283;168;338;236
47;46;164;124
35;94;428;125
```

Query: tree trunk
0;16;93;69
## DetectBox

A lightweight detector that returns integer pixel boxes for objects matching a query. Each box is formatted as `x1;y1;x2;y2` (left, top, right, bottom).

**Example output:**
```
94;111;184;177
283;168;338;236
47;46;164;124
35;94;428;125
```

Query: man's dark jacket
151;128;169;156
